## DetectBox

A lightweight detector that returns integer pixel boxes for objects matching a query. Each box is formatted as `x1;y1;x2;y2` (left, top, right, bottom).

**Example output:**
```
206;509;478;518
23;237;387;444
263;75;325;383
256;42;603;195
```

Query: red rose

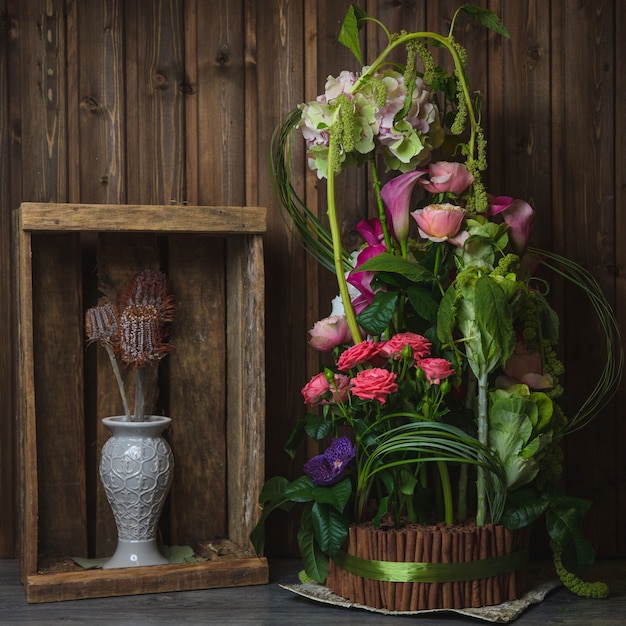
418;358;455;385
337;340;383;371
378;332;432;360
350;368;398;404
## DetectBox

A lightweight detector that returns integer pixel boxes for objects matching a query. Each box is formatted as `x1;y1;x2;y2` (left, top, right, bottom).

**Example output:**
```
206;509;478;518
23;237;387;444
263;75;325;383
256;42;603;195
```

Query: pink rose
411;203;466;242
350;368;398;404
337;340;383;371
302;372;331;405
500;341;553;390
418;358;455;385
309;315;353;351
301;372;351;405
378;332;432;360
418;161;474;195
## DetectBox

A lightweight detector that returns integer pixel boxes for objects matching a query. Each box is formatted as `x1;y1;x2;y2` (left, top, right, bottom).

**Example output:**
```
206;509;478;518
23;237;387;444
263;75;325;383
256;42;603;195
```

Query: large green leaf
406;285;440;324
356;291;398;335
474;275;514;367
258;476;290;503
502;486;549;529
283;475;315;502
311;501;350;556
312;478;353;513
304;413;333;441
338;5;367;64
297;507;329;583
459;5;510;38
546;507;595;573
355;252;435;283
436;284;456;346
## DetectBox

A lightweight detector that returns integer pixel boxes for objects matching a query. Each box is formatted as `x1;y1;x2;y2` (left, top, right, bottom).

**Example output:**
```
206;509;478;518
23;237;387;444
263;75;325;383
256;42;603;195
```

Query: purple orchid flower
303;436;356;486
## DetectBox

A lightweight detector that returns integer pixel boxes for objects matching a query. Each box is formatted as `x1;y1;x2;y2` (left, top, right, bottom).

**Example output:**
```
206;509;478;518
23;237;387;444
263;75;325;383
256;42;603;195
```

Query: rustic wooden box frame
16;203;268;603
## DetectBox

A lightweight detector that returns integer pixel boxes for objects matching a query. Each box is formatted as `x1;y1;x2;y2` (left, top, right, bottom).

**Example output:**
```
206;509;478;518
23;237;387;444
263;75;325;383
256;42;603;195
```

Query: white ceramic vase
99;415;174;568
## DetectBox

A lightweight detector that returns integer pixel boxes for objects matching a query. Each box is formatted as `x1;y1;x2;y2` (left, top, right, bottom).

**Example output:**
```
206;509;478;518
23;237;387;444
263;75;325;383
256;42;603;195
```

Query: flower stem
437;460;453;525
476;371;489;525
133;367;146;422
104;344;131;421
327;135;363;344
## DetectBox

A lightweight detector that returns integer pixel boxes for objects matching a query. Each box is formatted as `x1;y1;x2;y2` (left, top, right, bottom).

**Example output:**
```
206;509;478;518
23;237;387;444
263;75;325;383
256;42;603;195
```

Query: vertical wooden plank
31;233;87;562
226;234;265;546
555;0;618;557
15;223;36;579
168;235;228;544
125;0;185;205
615;0;626;558
255;0;308;556
14;0;87;564
0;0;16;558
486;0;553;246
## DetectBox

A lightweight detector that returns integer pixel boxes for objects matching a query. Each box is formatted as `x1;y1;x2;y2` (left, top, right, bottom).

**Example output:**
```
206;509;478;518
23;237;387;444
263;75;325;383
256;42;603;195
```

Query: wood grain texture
2;0;625;569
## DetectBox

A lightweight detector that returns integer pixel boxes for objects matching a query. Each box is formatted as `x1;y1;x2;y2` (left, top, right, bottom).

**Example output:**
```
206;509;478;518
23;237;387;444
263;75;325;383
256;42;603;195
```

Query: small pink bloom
411;203;466;242
337;340;383;371
350;368;398;404
501;341;553;390
418;162;474;195
418;358;455;385
378;332;432;360
309;315;353;351
325;374;351;404
347;244;387;312
302;372;331;405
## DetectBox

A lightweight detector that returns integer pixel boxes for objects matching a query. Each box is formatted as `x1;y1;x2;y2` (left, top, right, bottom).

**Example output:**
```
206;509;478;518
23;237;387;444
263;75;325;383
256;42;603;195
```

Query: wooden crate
15;203;269;603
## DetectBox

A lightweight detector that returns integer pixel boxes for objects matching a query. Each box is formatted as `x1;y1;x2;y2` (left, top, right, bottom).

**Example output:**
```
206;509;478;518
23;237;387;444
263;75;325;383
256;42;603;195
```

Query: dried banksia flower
85;303;119;346
118;303;172;367
119;269;175;323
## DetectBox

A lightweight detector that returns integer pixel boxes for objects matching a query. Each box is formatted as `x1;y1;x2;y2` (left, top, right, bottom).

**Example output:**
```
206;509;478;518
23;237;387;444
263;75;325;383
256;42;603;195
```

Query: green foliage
457;5;510;38
338;5;368;64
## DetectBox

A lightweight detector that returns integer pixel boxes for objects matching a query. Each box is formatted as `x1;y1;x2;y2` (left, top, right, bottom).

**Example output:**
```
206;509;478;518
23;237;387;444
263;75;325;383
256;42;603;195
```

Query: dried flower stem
103;343;132;421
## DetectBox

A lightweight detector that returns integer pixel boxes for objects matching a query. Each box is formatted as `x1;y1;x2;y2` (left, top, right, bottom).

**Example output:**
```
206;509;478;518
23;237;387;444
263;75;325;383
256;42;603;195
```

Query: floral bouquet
251;4;622;603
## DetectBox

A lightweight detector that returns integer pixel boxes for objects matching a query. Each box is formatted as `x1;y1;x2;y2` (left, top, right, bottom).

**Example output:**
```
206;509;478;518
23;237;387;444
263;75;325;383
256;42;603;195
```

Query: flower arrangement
252;4;622;603
85;269;175;422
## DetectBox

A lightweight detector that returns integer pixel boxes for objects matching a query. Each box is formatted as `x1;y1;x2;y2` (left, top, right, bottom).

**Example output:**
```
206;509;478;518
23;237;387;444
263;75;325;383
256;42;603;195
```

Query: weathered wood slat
168;235;229;544
18;203;266;233
23;557;269;603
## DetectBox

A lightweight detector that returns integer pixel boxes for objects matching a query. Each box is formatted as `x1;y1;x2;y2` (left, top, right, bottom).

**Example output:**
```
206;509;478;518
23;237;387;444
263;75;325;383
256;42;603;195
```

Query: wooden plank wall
0;0;624;560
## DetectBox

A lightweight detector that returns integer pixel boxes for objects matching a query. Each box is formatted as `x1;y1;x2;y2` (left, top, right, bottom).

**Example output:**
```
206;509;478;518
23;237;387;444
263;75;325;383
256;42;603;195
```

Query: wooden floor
1;558;624;624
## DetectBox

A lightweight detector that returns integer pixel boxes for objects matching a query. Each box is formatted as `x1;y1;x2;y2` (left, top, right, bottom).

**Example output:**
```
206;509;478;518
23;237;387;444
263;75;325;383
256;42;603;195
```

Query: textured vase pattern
100;416;173;544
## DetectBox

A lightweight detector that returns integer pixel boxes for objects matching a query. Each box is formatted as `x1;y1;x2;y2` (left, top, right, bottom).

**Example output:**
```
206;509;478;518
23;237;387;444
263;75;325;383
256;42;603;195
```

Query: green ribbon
332;549;528;583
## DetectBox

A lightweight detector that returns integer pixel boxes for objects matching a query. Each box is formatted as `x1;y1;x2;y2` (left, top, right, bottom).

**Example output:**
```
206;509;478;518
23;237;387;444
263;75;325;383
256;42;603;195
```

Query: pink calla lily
356;218;385;247
488;196;535;253
380;170;427;246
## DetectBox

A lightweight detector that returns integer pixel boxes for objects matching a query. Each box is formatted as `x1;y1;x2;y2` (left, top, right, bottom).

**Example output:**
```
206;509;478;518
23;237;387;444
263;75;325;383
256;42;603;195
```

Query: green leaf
459;4;510;38
356;291;398;335
312;478;352;513
474;275;514;367
258;476;290;503
436;284;457;346
304;413;333;441
406;285;440;324
356;252;434;283
502;486;549;529
297;506;329;583
283;475;315;502
311;501;350;556
546;508;595;573
338;5;367;63
284;419;306;459
372;495;390;527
